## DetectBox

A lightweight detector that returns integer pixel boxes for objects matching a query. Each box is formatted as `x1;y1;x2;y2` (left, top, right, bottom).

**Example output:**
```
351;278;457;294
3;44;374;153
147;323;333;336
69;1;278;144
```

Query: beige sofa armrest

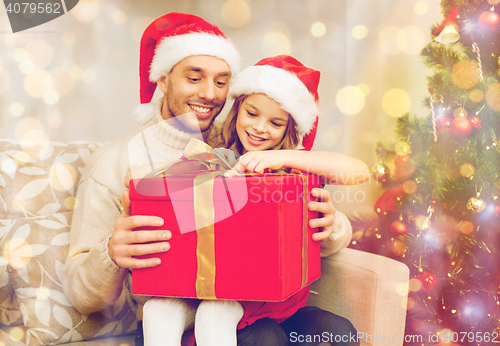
307;248;409;346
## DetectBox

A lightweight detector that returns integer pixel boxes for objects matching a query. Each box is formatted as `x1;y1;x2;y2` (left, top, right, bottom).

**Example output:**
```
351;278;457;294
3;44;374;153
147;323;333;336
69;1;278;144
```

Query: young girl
141;55;369;346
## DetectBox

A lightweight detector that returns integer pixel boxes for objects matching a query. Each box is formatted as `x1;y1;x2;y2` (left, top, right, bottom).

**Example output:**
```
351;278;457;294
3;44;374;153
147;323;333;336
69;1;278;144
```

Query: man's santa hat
229;55;320;151
138;12;240;123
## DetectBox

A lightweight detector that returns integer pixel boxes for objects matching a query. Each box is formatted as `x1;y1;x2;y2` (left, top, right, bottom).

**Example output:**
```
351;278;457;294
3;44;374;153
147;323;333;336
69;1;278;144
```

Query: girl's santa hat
138;12;241;123
229;55;320;151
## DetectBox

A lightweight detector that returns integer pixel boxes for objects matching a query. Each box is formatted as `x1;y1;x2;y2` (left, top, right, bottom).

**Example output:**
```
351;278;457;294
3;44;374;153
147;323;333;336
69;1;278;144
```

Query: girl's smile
236;93;289;154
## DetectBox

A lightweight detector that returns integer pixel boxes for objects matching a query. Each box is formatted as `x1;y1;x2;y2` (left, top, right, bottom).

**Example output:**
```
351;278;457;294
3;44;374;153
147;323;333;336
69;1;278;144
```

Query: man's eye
188;77;200;82
215;81;227;87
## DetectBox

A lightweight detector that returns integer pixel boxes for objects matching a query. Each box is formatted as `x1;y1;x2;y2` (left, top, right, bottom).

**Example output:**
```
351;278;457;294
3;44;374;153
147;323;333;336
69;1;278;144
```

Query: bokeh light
70;65;84;80
459;163;475;178
0;69;9;95
468;88;484;103
132;17;154;42
458;220;474;235
36;286;50;300
351;25;368;40
10;103;25;117
452;61;479;89
14;48;29;62
15;117;46;141
396;282;408;296
357;84;370;96
311;22;326;37
379;26;400;54
9;327;25;342
438;329;455;343
221;0;251;28
397;26;424;55
43;90;59;105
262;32;290;56
2;158;17;175
24;70;53;98
414;1;429;15
62;31;76;45
51;67;74;96
409;278;422;292
402;180;417;194
452;107;467;118
486;83;500;111
113;10;127;25
65;196;79;210
51;162;77;194
395;141;411;155
321;124;343;147
19;61;35;74
336;85;365;115
71;0;99;22
382;88;410;117
26;40;53;68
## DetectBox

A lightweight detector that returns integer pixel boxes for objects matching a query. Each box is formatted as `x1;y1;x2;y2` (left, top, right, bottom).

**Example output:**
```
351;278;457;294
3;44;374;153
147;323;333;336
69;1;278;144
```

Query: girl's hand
234;151;288;173
309;188;336;241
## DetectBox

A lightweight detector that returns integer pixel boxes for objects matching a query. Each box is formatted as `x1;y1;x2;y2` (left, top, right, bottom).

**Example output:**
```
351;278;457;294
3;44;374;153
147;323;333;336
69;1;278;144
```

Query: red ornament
374;186;404;214
417;272;437;292
449;117;473;138
478;10;500;32
390;220;408;237
469;115;481;129
437;116;453;133
394;155;415;181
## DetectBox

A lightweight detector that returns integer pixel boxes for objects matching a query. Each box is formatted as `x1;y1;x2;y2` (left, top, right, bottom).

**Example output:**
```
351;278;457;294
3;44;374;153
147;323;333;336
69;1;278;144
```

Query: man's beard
165;79;223;134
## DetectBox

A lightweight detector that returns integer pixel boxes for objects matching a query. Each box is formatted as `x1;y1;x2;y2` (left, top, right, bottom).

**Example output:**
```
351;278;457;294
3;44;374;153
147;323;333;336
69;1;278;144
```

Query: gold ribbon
300;174;309;289
194;169;217;299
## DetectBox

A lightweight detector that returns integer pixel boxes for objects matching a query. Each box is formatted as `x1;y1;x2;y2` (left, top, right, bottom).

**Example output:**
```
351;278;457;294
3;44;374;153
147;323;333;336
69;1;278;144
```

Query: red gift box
130;172;321;302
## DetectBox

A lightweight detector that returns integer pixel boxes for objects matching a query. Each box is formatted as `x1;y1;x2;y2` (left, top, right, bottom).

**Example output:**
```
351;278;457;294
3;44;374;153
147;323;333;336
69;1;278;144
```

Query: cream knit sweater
62;100;352;317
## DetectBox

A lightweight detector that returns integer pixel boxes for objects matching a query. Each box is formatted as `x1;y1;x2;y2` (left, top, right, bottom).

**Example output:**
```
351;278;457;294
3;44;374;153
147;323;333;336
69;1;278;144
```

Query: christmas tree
350;1;500;345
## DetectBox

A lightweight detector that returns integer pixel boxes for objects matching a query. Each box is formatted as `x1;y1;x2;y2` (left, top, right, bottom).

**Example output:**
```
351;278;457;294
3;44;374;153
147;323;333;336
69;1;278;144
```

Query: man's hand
308;188;336;241
234;151;288;173
108;190;172;268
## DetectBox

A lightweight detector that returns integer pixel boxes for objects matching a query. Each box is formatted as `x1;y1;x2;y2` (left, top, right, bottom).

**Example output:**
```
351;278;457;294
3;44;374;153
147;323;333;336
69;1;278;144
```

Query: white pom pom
135;102;156;125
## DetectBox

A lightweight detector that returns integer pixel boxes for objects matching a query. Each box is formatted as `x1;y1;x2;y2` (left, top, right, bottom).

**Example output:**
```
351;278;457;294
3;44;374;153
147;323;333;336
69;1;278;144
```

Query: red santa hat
229;55;320;150
138;12;240;122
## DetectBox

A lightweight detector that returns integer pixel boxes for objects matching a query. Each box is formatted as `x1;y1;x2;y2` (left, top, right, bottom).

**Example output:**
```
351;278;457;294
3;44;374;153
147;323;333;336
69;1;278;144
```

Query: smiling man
62;12;345;346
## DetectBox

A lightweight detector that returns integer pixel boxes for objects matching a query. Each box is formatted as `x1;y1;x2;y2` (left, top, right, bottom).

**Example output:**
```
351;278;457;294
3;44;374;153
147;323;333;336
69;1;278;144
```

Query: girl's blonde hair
218;94;300;153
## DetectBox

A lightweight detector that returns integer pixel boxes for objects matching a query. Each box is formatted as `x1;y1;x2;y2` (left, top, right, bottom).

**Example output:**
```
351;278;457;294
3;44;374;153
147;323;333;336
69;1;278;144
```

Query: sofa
0;139;410;346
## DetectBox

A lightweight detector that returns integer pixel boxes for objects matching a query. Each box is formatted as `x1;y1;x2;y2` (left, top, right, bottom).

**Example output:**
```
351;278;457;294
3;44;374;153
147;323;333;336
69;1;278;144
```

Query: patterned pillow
8;213;138;345
0;140;106;220
0;140;105;322
0;140;139;344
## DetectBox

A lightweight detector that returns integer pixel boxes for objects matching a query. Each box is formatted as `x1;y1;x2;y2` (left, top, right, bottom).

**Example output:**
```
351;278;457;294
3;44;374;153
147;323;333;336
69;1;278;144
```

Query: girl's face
236;93;289;154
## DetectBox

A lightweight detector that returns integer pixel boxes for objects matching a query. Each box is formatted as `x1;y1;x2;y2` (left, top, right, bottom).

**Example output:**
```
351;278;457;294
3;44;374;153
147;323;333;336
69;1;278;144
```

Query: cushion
0;140;105;220
0;140;140;344
0;139;105;315
9;213;138;345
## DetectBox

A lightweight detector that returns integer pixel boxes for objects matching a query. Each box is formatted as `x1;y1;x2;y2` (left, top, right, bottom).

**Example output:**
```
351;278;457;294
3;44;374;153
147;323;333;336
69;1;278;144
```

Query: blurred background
0;0;443;215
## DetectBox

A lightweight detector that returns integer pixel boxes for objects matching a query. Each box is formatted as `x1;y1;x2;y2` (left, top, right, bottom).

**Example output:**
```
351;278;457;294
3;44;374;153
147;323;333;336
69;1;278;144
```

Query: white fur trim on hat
134;102;156;125
150;32;240;81
229;65;318;138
